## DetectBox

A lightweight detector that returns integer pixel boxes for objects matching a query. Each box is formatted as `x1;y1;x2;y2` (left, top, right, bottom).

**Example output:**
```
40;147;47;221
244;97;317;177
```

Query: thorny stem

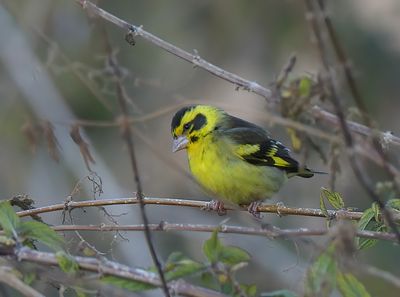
49;223;399;243
15;196;400;222
11;247;227;297
74;0;400;147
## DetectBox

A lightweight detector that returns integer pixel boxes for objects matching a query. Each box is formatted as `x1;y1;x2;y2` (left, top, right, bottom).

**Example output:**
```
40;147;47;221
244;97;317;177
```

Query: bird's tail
295;168;328;178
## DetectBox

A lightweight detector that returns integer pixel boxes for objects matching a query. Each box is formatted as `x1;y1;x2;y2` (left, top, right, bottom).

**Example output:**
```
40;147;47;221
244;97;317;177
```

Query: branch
0;266;44;297
51;223;399;243
304;0;400;243
76;0;400;147
311;106;400;147
11;247;227;297
105;29;170;296
15;196;395;222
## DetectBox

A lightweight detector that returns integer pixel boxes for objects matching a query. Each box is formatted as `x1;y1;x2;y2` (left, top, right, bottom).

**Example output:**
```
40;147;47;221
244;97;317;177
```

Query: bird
171;104;321;217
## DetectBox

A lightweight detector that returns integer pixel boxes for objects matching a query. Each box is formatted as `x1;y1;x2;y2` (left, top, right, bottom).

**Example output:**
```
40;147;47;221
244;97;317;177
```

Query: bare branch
15;196;400;222
311;106;400;147
12;247;227;297
102;28;171;296
0;266;45;297
304;0;400;243
51;223;399;243
75;0;400;147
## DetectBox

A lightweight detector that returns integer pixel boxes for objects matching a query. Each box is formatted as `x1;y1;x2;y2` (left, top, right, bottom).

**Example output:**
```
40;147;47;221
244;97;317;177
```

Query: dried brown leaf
70;124;95;171
43;121;61;162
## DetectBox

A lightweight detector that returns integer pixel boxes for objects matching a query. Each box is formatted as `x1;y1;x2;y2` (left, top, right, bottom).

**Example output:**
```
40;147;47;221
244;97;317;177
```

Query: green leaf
203;229;222;263
337;272;371;297
321;188;345;210
387;199;400;211
23;272;36;285
219;246;250;265
18;221;64;251
357;208;375;231
221;282;234;295
164;252;204;281
358;224;385;250
371;202;380;223
102;276;156;292
166;251;186;263
356;207;385;250
319;192;329;218
306;244;337;296
299;77;312;97
73;288;88;297
0;201;20;236
242;284;257;297
201;272;218;290
56;251;79;275
261;289;298;297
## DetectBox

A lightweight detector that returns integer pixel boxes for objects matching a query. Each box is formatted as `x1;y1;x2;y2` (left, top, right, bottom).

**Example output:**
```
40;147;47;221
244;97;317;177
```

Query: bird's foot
202;200;227;216
275;201;286;217
247;201;263;219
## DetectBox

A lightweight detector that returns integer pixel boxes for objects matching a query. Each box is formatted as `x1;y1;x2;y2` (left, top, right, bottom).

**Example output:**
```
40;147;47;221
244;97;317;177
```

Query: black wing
221;123;313;177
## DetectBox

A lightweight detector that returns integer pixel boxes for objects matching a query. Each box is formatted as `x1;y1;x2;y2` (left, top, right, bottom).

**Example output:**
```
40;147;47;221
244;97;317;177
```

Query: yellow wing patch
271;156;290;167
235;144;260;157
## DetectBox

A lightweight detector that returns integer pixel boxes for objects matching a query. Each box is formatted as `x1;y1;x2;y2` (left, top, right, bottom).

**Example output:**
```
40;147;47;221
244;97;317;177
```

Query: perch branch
15;196;400;222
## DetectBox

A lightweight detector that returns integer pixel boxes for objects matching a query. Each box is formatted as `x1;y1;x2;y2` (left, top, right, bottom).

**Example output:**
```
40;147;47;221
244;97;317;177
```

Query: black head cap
171;105;196;131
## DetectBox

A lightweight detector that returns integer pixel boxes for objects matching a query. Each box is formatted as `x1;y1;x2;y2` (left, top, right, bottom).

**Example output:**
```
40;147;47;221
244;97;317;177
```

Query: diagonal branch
11;247;227;297
75;0;400;147
0;266;45;297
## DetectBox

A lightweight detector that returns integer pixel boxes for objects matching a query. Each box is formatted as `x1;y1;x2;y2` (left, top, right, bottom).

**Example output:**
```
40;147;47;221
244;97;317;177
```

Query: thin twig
103;30;170;296
15;196;400;222
0;266;45;297
50;223;399;243
11;247;227;297
311;106;400;147
304;0;400;243
75;0;400;147
365;265;400;289
315;0;400;193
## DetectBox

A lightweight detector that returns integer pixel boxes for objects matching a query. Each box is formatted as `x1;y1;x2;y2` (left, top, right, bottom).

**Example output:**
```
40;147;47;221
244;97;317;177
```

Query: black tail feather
297;168;328;178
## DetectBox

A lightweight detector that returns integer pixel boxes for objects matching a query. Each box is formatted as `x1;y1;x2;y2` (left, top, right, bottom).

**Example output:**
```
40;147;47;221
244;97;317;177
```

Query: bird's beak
172;135;189;152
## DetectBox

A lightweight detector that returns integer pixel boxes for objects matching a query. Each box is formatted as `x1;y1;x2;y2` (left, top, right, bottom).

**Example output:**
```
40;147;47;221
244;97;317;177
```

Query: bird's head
171;105;224;152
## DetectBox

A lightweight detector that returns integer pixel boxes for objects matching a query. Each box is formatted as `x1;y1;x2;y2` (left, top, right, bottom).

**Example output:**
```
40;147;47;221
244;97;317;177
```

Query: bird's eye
183;123;190;131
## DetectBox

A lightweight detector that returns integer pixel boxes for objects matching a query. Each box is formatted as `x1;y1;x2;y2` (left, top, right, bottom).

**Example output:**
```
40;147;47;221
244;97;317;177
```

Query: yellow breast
187;134;287;205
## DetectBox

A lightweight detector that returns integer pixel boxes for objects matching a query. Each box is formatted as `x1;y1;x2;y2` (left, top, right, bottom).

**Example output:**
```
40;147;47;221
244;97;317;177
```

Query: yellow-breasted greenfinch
171;105;321;217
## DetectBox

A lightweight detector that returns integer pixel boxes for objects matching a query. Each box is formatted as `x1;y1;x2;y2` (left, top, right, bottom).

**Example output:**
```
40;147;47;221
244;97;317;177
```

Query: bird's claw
247;201;263;219
202;200;227;216
276;201;285;217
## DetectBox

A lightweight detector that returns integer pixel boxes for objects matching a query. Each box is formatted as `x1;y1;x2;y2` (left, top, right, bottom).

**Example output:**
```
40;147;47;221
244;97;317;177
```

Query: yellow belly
187;136;287;205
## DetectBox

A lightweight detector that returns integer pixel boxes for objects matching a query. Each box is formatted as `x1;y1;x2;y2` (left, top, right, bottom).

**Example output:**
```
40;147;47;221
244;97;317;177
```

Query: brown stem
16;196;400;221
105;32;171;296
304;0;400;243
75;0;400;147
50;223;398;243
13;247;227;297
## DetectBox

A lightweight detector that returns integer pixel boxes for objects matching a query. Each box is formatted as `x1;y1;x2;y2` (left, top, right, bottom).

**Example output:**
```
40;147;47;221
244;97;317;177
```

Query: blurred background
0;0;399;296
